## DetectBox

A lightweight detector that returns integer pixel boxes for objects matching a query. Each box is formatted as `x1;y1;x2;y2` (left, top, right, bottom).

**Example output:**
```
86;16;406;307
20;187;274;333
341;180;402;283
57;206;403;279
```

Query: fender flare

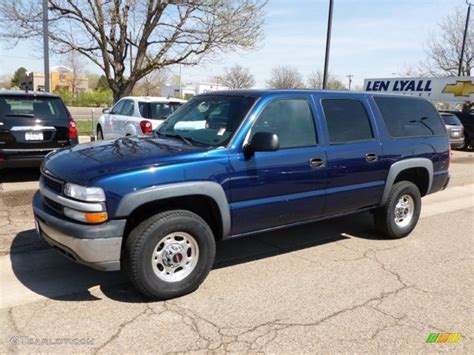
380;158;433;206
115;181;231;237
125;123;138;136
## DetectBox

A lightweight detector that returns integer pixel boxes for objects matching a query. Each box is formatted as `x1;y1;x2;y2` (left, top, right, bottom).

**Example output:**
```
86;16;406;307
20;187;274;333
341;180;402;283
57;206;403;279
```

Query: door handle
365;153;378;162
310;158;325;168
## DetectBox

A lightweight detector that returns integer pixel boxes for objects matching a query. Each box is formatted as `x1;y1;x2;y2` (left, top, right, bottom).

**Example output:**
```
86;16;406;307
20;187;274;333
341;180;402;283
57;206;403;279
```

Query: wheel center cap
163;244;185;267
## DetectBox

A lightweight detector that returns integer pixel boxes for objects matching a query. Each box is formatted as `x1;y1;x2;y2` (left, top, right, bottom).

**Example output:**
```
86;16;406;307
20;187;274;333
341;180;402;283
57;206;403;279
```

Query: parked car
440;112;464;149
0;91;78;169
33;90;450;299
96;96;186;139
449;108;474;151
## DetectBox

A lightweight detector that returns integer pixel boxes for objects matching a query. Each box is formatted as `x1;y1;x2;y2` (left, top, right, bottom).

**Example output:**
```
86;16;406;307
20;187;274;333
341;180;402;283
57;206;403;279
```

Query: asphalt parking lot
0;150;473;353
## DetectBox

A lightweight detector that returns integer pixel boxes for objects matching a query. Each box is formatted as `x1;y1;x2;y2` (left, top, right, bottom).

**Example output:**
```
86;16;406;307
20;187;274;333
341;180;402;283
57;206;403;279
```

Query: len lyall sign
364;77;474;103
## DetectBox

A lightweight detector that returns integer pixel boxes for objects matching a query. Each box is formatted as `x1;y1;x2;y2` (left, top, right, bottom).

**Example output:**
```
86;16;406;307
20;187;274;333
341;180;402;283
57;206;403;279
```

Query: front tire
123;210;216;300
374;181;421;239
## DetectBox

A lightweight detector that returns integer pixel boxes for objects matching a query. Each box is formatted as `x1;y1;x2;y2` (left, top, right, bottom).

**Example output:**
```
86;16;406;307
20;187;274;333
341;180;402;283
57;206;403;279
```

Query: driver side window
111;100;124;115
250;99;317;149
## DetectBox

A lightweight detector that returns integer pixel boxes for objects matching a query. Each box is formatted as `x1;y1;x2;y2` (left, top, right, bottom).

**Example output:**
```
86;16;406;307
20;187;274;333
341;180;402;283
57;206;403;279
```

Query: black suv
0;91;78;168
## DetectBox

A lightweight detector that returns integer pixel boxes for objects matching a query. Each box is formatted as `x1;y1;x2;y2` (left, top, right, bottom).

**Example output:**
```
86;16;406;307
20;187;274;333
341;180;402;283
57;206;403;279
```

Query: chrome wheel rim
394;194;414;228
151;232;199;282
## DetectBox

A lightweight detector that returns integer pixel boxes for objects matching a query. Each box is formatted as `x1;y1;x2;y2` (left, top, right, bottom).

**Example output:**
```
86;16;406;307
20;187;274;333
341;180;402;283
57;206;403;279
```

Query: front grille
44;196;63;215
43;174;63;193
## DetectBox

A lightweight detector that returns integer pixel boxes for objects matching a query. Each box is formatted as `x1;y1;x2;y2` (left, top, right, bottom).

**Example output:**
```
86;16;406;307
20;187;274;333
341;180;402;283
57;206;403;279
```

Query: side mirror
244;131;279;157
102;107;111;114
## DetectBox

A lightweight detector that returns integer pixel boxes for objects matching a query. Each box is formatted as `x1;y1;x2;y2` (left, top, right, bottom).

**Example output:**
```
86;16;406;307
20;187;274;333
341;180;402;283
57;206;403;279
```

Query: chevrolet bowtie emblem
442;80;474;97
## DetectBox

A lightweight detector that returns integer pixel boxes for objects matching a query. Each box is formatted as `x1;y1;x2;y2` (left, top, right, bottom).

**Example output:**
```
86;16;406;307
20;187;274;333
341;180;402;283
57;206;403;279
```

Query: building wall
21;71;88;93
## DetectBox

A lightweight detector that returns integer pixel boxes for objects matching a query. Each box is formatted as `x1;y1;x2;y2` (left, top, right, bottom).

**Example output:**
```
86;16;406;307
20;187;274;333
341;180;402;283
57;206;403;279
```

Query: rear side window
374;97;445;137
250;99;317;148
138;102;182;119
0;96;67;120
322;99;374;144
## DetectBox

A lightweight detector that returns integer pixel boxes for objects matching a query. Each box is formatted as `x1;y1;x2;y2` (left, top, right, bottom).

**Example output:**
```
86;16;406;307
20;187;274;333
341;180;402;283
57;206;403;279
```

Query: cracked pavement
0;151;473;353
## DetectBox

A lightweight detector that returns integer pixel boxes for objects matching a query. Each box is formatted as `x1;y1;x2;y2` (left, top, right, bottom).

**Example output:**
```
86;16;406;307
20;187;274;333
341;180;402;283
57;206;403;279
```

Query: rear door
0;95;70;151
319;97;385;215
229;96;327;235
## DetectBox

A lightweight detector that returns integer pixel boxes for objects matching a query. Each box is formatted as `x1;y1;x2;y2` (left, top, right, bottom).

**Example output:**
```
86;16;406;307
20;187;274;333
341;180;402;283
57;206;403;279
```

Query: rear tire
374;181;421;239
123;210;216;300
97;125;104;140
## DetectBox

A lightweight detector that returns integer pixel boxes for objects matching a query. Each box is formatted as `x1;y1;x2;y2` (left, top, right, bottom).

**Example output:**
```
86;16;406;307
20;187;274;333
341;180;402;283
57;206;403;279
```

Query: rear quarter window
374;97;445;137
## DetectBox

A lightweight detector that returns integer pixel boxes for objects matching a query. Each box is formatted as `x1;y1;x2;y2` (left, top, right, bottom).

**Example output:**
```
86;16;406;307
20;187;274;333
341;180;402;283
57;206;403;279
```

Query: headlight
63;183;106;202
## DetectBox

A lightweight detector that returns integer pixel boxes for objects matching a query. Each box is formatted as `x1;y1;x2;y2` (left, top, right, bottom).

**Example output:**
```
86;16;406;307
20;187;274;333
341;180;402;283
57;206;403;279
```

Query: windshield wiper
5;113;35;118
154;131;193;146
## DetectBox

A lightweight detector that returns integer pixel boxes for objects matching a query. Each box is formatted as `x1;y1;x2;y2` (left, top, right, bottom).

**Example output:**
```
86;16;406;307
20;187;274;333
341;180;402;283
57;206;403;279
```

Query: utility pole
42;0;50;92
346;74;353;90
458;0;473;76
322;0;334;90
179;64;182;98
129;31;133;77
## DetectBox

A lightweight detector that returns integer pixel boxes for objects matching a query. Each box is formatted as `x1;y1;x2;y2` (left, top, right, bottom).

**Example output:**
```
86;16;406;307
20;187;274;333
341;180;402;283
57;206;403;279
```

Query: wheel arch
116;181;231;241
380;158;433;206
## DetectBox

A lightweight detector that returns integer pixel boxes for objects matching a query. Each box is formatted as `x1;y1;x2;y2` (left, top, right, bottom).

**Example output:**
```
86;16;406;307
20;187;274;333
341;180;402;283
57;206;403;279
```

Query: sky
0;0;467;88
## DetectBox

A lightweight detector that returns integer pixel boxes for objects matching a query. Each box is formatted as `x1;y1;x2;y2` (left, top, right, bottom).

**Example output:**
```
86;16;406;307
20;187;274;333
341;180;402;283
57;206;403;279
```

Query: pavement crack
93;305;149;354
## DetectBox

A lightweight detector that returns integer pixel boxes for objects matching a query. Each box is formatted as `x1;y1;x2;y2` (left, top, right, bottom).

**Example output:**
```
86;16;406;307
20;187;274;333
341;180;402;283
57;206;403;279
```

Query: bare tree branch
422;7;473;76
0;0;267;101
220;64;255;89
266;66;304;89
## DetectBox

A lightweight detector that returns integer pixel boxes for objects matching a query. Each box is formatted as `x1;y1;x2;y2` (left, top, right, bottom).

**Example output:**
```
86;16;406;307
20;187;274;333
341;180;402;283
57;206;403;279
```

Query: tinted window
156;95;255;147
250;99;317;148
374;97;445;137
119;100;134;116
441;114;461;126
138;102;182;119
322;99;373;143
0;96;67;120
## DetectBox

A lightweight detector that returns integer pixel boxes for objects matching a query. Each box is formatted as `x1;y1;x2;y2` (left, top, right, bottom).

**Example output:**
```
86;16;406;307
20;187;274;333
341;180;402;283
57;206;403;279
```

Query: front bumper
33;191;126;271
449;137;465;150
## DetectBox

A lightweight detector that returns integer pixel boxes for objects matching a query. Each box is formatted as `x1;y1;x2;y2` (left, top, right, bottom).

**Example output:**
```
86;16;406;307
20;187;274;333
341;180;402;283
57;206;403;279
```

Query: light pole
42;0;50;92
322;0;334;90
346;74;353;90
458;0;473;76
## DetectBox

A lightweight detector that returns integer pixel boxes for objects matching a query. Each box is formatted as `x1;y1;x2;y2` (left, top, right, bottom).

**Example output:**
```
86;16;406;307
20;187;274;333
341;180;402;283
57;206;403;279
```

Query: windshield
139;101;182;120
0;96;68;120
155;95;256;147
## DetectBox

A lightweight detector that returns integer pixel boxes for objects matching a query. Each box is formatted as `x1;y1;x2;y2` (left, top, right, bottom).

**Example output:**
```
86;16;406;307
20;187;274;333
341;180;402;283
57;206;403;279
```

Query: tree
0;1;267;102
423;7;473;76
10;67;27;87
307;70;346;90
221;64;255;89
96;75;109;91
134;70;169;96
266;66;304;89
60;50;86;96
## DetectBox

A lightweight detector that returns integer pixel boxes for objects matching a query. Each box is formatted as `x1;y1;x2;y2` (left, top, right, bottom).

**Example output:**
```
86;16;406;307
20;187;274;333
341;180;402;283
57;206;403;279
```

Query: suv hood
43;136;208;184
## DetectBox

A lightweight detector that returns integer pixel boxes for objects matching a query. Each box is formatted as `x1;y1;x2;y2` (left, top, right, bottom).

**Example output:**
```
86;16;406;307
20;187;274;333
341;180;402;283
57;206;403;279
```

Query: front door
229;97;327;236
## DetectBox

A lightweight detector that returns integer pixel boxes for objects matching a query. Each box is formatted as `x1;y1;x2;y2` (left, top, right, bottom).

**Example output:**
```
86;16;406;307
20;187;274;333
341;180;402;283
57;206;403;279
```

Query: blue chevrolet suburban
33;90;450;299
